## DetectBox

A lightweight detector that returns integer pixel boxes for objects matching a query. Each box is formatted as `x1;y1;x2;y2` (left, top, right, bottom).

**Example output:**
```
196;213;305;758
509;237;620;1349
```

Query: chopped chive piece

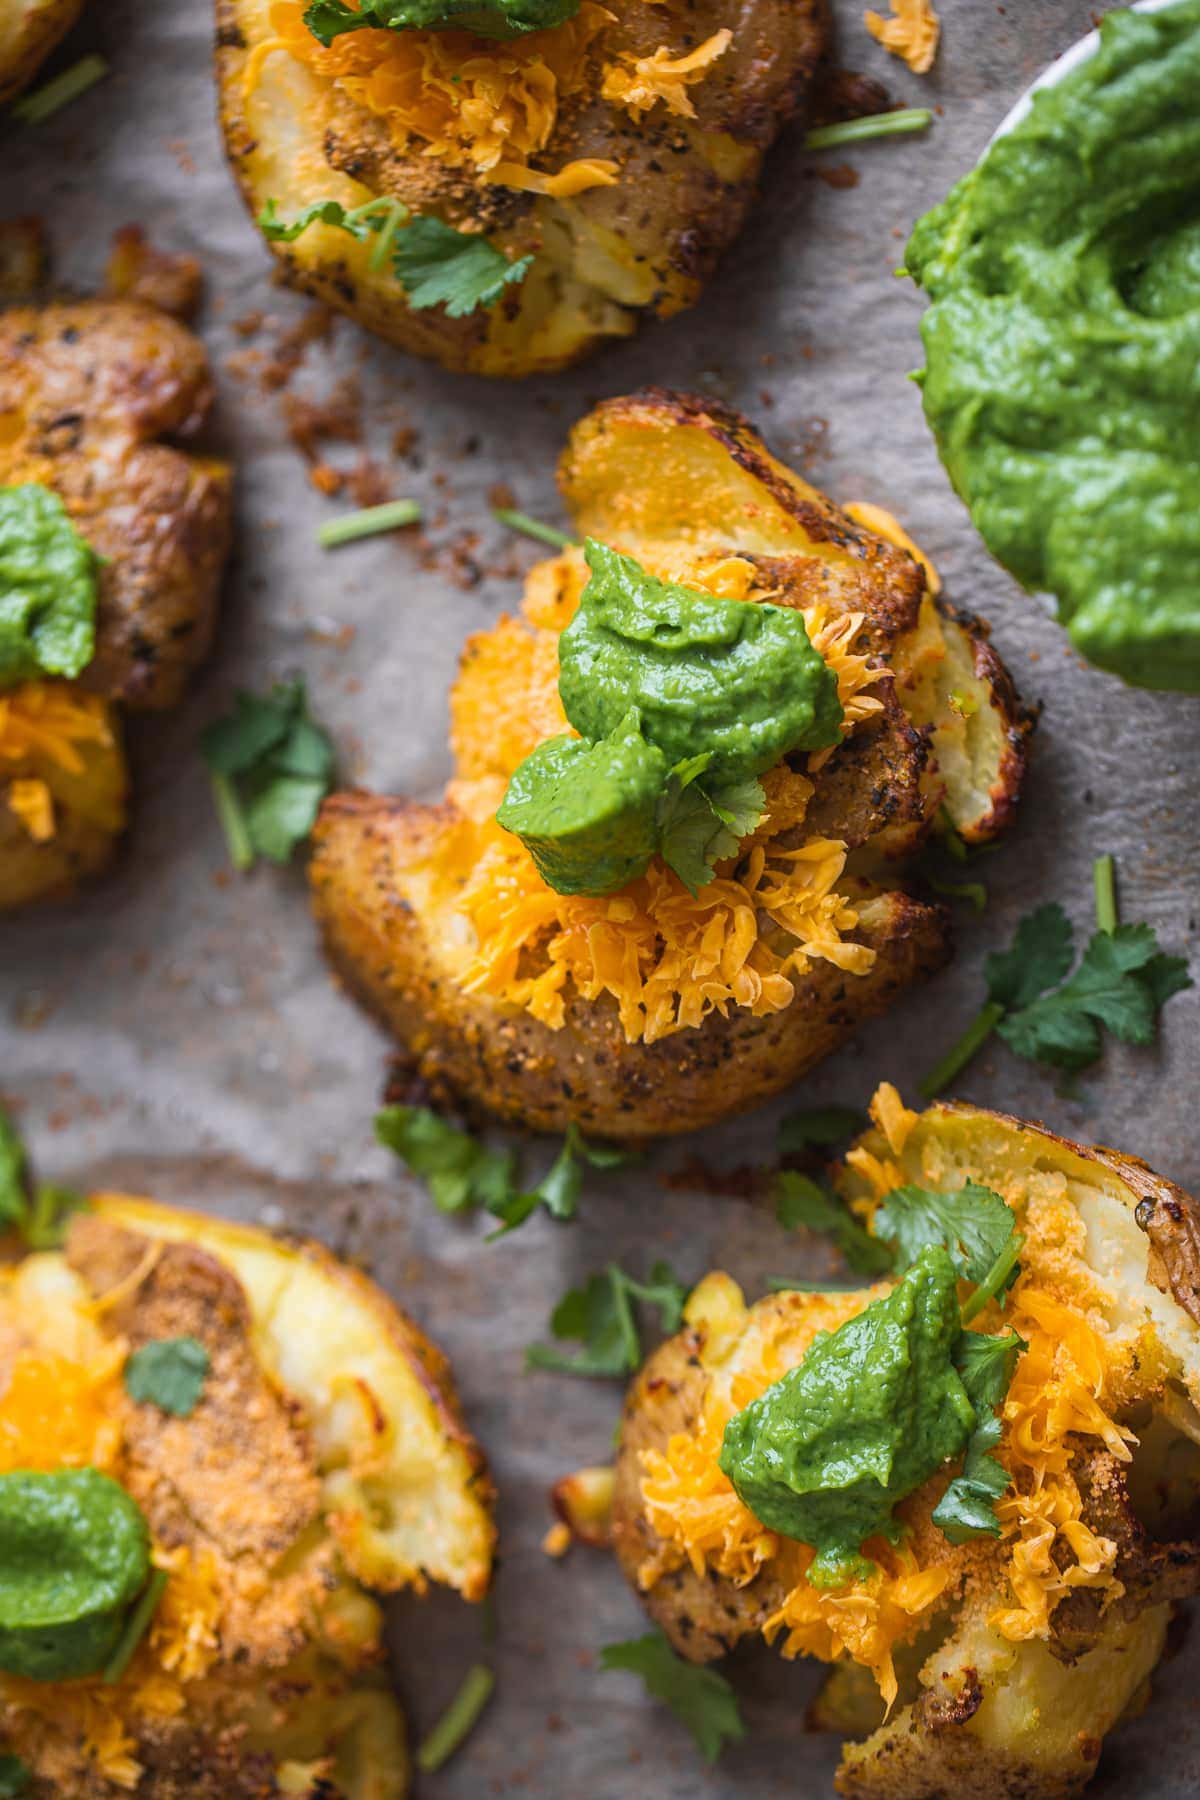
209;771;254;872
11;54;109;125
318;498;422;548
492;508;576;550
417;1664;495;1773
924;873;987;913
803;108;933;151
1093;854;1117;935
102;1569;167;1685
937;805;969;863
919;1000;1006;1101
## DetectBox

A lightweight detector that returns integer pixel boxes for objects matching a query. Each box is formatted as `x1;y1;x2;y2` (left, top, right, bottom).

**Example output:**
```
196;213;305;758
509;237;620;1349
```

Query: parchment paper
3;1;1200;1792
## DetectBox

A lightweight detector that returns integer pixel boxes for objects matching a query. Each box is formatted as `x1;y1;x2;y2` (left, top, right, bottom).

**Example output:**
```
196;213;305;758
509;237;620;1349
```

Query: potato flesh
89;1196;495;1601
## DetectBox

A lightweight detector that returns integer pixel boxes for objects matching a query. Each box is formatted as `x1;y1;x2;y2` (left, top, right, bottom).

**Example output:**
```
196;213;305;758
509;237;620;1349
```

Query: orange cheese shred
600;28;732;119
864;0;940;75
6;778;54;842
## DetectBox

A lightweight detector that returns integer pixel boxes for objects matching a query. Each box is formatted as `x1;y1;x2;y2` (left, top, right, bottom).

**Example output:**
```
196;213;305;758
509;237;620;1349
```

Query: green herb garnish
492;508;576;550
305;0;577;43
599;1631;745;1764
123;1337;211;1419
375;1108;633;1235
0;1106;87;1248
10;54;108;126
775;1171;892;1276
778;1104;864;1154
416;1663;496;1774
260;196;531;317
526;1261;688;1377
931;1328;1025;1542
874;1179;1020;1292
201;677;335;870
318;498;422;548
921;863;1191;1096
101;1568;168;1686
803;108;932;151
0;1755;29;1797
0;484;100;690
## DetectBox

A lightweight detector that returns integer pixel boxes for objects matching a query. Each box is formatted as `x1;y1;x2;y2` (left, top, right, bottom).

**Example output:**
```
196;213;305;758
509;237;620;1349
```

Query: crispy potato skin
0;299;232;710
216;0;828;375
311;391;1026;1138
311;790;951;1141
0;0;83;104
613;1103;1200;1797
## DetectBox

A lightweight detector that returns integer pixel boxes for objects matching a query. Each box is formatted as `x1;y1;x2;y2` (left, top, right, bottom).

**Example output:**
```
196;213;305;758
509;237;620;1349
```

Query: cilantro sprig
600;1631;745;1764
921;858;1190;1097
526;1261;688;1377
260;196;531;318
201;678;335;871
932;1327;1024;1542
656;756;765;893
775;1171;891;1277
374;1107;635;1237
0;1107;87;1249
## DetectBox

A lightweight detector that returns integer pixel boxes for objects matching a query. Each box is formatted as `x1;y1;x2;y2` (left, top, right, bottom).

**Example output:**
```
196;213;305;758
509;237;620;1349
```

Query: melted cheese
433;549;887;1044
600;28;732;119
638;1084;1149;1704
0;681;125;838
864;0;940;75
253;0;618;191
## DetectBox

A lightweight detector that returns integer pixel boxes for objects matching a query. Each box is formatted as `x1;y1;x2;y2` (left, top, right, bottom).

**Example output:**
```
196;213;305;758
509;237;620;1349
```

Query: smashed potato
612;1092;1200;1796
0;282;233;911
0;1194;495;1797
216;0;828;374
311;392;1030;1139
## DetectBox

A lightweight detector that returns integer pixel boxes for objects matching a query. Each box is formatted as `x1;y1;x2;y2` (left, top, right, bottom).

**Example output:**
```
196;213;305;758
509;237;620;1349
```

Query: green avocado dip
0;1469;151;1681
495;540;843;897
0;484;100;693
906;0;1200;691
719;1247;976;1586
303;0;578;46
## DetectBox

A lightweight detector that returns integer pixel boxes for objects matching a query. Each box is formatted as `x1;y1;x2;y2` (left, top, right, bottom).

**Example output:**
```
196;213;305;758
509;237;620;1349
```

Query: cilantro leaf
874;1180;1017;1289
485;1123;637;1238
599;1631;745;1764
124;1336;210;1418
392;216;532;317
303;0;578;44
375;1106;516;1214
0;1111;28;1231
984;902;1075;1012
259;197;531;317
778;1104;864;1155
931;1408;1010;1543
657;763;765;895
931;1329;1023;1543
201;679;334;870
998;923;1190;1072
0;1755;29;1798
774;1171;892;1276
0;1106;87;1247
526;1261;687;1377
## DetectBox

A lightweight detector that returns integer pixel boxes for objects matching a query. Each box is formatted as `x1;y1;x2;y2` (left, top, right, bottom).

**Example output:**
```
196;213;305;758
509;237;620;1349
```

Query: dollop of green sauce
303;0;577;45
718;1247;976;1586
496;709;668;895
0;1469;150;1680
907;0;1200;691
495;540;842;896
0;483;99;693
559;542;843;783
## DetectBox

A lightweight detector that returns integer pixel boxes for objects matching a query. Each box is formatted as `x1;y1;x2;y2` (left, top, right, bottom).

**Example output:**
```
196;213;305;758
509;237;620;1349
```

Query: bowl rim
991;0;1184;140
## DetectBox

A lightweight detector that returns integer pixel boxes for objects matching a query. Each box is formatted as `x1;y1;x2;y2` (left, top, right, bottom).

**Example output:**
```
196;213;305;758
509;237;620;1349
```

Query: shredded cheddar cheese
433;544;889;1043
601;28;732;119
6;778;53;841
0;680;126;843
637;1083;1158;1702
864;0;940;75
253;0;618;192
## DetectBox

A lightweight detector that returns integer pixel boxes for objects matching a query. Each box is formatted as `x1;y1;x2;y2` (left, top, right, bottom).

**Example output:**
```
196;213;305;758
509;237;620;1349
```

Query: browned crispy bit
104;226;204;323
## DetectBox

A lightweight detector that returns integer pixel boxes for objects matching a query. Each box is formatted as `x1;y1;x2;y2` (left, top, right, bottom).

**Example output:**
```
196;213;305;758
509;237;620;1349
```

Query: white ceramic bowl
991;0;1182;140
